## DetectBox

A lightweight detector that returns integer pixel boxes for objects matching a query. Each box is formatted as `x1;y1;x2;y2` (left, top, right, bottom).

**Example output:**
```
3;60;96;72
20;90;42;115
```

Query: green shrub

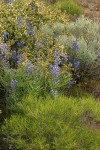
56;16;100;80
0;0;72;112
52;0;83;16
0;64;71;112
1;95;100;150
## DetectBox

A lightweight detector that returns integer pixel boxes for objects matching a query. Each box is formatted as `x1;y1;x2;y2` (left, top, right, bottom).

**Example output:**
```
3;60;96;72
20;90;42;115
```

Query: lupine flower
54;57;61;65
16;41;22;47
51;64;60;84
23;46;26;49
61;53;68;62
0;56;3;61
3;60;10;69
10;79;18;89
4;31;9;37
0;43;8;57
95;51;100;55
74;61;80;69
3;31;9;42
54;50;60;58
26;18;34;37
11;50;21;64
7;68;13;73
16;16;22;26
11;50;17;61
51;64;60;78
26;61;34;75
36;41;41;48
77;74;80;78
54;50;61;65
4;0;14;4
67;81;76;86
72;41;79;50
69;57;80;69
50;89;58;96
17;54;22;64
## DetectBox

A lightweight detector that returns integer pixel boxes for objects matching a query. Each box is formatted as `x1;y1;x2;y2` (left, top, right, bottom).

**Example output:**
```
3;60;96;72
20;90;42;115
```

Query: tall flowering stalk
0;43;8;58
10;78;18;89
26;18;34;37
54;50;61;65
25;61;34;76
72;40;79;51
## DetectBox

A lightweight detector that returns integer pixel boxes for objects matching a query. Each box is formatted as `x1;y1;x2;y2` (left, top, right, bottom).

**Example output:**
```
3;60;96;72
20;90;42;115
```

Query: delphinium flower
72;40;79;50
16;16;23;26
26;18;34;37
25;61;34;76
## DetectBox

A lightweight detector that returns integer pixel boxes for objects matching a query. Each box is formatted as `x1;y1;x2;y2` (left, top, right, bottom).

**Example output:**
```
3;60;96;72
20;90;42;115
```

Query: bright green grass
1;94;100;150
51;0;83;16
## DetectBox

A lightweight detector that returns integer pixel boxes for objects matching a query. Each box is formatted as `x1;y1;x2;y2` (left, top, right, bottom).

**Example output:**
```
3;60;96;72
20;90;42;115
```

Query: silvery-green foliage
52;22;66;35
40;23;67;51
56;35;70;47
78;39;97;62
72;38;98;63
41;22;67;36
66;16;100;41
41;24;54;36
59;16;100;64
57;35;98;63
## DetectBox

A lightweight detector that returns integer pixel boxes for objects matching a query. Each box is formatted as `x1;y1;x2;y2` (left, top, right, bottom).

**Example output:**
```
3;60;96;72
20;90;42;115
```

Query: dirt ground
77;0;100;22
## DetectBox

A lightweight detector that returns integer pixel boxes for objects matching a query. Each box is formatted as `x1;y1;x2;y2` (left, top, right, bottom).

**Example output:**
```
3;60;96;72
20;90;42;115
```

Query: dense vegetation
0;0;100;150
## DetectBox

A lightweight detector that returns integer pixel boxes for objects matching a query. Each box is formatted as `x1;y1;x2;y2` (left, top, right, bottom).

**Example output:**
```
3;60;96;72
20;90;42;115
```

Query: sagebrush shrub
56;16;100;80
